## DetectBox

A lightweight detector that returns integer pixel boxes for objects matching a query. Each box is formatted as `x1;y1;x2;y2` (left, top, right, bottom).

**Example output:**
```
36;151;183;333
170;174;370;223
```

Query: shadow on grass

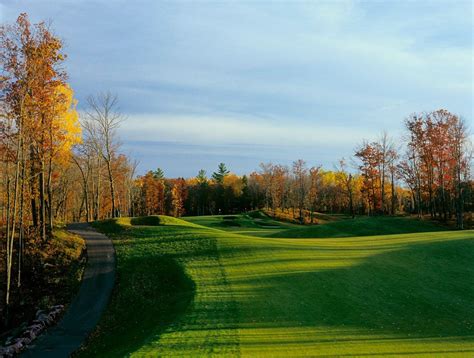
130;216;162;226
231;238;474;339
77;254;195;357
92;219;128;235
270;216;448;239
82;220;474;356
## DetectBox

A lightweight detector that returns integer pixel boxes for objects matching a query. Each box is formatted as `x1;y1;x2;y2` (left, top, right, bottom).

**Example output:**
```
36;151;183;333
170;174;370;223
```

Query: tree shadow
81;220;474;356
123;237;474;356
271;216;447;239
78;254;195;357
130;216;162;226
231;238;474;339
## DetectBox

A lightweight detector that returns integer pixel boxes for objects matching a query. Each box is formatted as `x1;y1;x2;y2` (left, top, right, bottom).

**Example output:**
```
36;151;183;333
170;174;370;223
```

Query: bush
130;216;162;226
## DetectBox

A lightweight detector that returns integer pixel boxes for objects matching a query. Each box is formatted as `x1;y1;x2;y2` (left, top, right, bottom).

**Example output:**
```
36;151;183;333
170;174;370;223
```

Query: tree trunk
455;165;464;229
349;189;354;218
47;155;53;230
96;156;101;220
39;159;46;241
390;171;396;215
106;159;116;218
5;122;22;325
18;155;26;288
30;148;38;227
381;164;386;214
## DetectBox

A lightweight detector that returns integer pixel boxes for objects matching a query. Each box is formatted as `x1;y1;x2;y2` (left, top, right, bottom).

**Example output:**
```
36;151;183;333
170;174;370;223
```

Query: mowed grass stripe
79;215;474;357
217;234;473;356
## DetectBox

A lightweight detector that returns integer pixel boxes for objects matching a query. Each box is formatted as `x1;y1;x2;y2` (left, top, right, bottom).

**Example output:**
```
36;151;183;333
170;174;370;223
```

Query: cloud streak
2;0;472;176
119;113;377;147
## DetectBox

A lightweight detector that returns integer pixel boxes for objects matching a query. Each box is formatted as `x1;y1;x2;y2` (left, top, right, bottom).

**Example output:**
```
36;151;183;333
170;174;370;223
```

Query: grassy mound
183;212;297;237
129;215;196;227
270;216;446;238
130;216;162;226
93;216;198;233
80;215;474;356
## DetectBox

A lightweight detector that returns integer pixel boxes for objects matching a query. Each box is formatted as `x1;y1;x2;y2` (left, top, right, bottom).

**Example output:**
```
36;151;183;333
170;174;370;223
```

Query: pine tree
212;163;229;184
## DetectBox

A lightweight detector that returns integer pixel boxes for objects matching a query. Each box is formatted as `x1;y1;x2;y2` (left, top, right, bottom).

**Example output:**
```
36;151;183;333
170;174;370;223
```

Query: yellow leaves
223;174;244;196
186;177;199;186
320;170;337;186
50;83;82;165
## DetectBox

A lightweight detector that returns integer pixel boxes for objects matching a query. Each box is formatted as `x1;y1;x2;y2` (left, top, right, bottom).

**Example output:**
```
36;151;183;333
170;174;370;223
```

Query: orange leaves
171;178;187;217
223;174;244;196
404;109;466;192
140;171;166;215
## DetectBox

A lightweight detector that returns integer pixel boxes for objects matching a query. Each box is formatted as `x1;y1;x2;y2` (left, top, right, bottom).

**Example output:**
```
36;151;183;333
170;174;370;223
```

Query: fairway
79;215;474;357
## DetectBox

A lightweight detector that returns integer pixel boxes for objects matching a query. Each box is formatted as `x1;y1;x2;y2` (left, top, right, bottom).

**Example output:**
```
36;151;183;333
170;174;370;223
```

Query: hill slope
78;215;474;357
270;216;446;238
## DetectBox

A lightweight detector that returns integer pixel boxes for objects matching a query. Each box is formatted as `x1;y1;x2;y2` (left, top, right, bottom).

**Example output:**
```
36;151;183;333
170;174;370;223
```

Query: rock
30;323;44;332
32;319;46;328
37;313;48;321
20;337;32;346
11;340;23;353
1;304;65;357
0;346;14;357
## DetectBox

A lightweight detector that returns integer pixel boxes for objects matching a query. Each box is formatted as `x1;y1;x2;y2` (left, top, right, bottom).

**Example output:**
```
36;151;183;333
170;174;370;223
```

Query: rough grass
80;215;474;357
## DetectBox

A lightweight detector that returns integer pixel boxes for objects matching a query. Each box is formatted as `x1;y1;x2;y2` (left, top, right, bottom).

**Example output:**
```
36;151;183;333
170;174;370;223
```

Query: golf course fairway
78;215;474;357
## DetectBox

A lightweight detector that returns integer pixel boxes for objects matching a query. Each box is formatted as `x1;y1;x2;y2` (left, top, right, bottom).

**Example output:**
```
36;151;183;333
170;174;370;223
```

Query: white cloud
119;113;377;148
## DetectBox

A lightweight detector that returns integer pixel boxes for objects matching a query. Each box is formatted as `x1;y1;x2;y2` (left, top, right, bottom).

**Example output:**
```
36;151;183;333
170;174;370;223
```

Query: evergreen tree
197;169;207;184
212;163;229;184
153;168;165;180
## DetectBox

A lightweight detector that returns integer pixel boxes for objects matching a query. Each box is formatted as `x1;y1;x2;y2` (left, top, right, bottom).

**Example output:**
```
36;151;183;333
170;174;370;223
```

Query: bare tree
292;159;308;224
126;158;139;217
377;132;395;214
450;117;470;229
335;159;355;218
308;166;322;222
83;92;124;218
71;140;95;222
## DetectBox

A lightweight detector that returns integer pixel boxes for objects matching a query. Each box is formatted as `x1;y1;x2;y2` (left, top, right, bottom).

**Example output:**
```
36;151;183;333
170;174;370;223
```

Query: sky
1;0;472;177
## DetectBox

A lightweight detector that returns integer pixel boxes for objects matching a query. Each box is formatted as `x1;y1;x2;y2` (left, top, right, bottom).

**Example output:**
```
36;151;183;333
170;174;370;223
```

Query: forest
0;12;473;349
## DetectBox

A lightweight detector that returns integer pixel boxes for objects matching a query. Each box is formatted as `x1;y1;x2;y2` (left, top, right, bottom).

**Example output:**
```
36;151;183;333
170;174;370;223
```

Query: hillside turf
78;214;474;357
269;215;447;238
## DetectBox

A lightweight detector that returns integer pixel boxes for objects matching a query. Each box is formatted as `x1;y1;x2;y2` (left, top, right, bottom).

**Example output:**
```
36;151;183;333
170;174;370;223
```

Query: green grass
79;215;474;357
183;212;298;237
270;215;447;238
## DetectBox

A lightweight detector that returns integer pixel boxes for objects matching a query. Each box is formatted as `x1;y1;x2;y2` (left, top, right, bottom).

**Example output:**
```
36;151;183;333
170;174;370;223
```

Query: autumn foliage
1;11;472;335
0;14;135;327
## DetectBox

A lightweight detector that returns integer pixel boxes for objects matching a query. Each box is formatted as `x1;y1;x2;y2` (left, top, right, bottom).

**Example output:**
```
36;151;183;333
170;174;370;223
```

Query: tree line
0;14;136;325
132;112;472;228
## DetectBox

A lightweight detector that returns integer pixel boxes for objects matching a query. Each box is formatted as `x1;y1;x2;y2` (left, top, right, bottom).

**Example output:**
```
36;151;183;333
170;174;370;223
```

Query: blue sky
1;1;472;177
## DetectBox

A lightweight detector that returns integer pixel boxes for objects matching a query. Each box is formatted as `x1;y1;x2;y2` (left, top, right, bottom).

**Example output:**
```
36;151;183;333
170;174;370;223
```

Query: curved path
22;223;115;358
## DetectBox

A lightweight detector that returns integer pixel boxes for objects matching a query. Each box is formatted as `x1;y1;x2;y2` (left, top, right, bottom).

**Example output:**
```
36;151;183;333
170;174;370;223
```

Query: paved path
22;223;115;358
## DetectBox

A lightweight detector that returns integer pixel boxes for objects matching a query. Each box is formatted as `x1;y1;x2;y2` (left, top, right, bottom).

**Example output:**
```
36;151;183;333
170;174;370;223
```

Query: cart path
22;223;115;358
